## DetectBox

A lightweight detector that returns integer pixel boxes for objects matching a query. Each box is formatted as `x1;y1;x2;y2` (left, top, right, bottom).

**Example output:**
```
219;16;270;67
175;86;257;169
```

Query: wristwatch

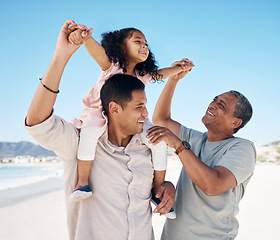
175;141;191;155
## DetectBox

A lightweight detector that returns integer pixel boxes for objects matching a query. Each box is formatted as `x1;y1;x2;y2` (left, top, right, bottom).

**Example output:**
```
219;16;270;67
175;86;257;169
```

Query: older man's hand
146;126;182;150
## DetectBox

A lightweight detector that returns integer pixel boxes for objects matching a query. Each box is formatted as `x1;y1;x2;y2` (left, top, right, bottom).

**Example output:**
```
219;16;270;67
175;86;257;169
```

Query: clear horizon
1;0;279;145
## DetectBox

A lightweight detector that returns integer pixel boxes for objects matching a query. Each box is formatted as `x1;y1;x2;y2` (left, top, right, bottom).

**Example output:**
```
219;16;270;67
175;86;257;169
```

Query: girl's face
125;31;149;65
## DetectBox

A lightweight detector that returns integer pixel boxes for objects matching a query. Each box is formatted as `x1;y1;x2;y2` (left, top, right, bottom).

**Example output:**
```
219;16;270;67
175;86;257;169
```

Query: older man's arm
147;126;238;196
152;59;193;136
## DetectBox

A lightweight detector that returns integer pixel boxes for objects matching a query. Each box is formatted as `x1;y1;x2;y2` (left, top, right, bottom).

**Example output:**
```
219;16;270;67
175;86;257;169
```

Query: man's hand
68;25;93;45
146;126;182;150
170;58;194;81
153;181;175;216
55;20;89;57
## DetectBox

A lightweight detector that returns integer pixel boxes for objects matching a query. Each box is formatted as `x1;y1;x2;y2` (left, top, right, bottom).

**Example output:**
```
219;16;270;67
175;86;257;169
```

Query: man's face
202;92;238;133
117;89;148;135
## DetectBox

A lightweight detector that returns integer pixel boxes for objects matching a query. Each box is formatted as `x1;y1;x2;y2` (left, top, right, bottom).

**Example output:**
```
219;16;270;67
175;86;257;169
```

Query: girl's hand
170;58;194;81
55;20;88;57
173;58;195;72
68;24;93;45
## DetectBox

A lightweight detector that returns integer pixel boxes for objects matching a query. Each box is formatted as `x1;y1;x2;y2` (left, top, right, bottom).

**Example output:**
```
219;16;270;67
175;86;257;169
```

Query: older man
25;20;173;240
148;64;256;239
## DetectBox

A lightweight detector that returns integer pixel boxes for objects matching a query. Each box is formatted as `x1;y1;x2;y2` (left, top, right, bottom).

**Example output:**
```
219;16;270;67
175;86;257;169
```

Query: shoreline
0;161;62;167
0;188;68;240
0;162;279;239
0;176;64;208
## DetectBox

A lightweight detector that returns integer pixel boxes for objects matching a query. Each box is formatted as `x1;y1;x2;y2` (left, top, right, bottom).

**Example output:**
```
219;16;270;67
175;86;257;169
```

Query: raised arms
68;27;111;71
26;20;87;126
149;59;237;196
152;59;194;136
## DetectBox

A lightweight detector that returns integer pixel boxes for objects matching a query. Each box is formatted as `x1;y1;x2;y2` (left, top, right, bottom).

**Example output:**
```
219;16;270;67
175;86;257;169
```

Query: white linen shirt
25;113;155;240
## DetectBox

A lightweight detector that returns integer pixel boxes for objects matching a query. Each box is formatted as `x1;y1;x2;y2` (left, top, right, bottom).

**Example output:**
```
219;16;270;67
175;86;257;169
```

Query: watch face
182;141;191;149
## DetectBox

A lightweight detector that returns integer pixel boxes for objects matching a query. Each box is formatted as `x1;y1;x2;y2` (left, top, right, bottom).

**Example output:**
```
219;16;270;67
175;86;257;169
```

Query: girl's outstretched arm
84;37;111;71
156;58;194;80
69;26;111;71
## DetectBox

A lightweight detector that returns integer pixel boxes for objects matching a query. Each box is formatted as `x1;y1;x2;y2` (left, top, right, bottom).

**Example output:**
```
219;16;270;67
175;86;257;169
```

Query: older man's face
202;92;238;132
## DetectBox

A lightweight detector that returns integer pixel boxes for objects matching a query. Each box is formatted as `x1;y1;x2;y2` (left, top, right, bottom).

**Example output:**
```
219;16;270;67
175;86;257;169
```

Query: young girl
68;24;190;218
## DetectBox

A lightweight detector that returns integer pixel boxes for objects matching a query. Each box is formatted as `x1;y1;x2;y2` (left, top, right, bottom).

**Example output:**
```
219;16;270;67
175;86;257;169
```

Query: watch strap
175;141;191;155
175;144;185;155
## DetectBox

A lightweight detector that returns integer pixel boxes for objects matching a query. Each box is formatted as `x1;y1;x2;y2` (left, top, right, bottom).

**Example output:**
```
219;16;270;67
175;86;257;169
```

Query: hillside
0;141;56;159
256;140;280;163
0;140;279;163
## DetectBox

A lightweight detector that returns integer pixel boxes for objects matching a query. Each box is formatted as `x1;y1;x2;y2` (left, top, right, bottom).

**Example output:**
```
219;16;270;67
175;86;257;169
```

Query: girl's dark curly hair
101;28;162;81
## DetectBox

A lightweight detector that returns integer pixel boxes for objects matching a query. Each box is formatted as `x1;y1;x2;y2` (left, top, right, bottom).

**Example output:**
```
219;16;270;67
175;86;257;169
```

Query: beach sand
0;162;279;240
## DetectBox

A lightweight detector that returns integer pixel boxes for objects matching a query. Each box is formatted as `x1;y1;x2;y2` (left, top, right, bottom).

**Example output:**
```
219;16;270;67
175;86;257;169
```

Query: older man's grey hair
229;90;253;133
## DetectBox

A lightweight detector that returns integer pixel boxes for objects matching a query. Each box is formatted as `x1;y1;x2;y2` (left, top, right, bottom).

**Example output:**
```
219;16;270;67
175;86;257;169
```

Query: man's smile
206;109;215;117
138;119;145;124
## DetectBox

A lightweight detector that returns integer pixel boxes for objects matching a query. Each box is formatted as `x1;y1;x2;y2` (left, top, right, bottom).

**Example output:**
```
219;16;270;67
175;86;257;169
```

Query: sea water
0;165;63;191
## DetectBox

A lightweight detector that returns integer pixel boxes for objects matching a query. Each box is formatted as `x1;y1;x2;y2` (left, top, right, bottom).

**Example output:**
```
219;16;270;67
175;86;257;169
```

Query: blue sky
0;0;279;145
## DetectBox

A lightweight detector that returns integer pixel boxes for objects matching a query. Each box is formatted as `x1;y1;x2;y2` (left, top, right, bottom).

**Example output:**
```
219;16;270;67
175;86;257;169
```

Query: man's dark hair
100;74;145;115
229;90;253;133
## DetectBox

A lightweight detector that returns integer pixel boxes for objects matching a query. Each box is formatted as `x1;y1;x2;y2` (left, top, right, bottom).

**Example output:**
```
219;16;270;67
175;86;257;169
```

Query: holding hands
54;20;91;58
68;24;93;45
157;58;194;80
176;58;195;71
172;58;195;80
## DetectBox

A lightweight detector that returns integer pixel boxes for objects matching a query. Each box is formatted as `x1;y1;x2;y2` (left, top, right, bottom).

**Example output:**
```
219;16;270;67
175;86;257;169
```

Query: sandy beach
0;161;279;240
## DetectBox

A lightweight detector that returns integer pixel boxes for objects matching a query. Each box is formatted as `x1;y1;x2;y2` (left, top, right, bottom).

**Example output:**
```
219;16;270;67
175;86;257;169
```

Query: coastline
0;188;68;240
0;176;64;208
0;161;62;167
0;162;279;239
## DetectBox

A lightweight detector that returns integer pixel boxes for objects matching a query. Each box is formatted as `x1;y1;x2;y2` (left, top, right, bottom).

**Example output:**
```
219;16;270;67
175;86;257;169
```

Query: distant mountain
271;141;280;146
0;141;56;159
256;140;280;163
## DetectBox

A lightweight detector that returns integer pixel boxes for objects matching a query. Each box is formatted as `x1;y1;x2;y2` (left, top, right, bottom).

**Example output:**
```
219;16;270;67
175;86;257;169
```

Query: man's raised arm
26;20;87;126
152;59;194;136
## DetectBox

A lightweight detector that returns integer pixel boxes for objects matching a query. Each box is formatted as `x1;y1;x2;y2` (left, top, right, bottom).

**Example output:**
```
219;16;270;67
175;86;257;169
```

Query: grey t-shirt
161;125;256;240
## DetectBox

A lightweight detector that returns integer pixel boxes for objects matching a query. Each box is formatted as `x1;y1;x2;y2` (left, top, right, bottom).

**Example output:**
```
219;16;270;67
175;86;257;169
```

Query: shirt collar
101;129;142;154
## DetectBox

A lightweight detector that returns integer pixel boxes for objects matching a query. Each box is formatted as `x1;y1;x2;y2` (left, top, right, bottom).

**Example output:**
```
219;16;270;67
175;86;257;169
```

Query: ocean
0;164;63;191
